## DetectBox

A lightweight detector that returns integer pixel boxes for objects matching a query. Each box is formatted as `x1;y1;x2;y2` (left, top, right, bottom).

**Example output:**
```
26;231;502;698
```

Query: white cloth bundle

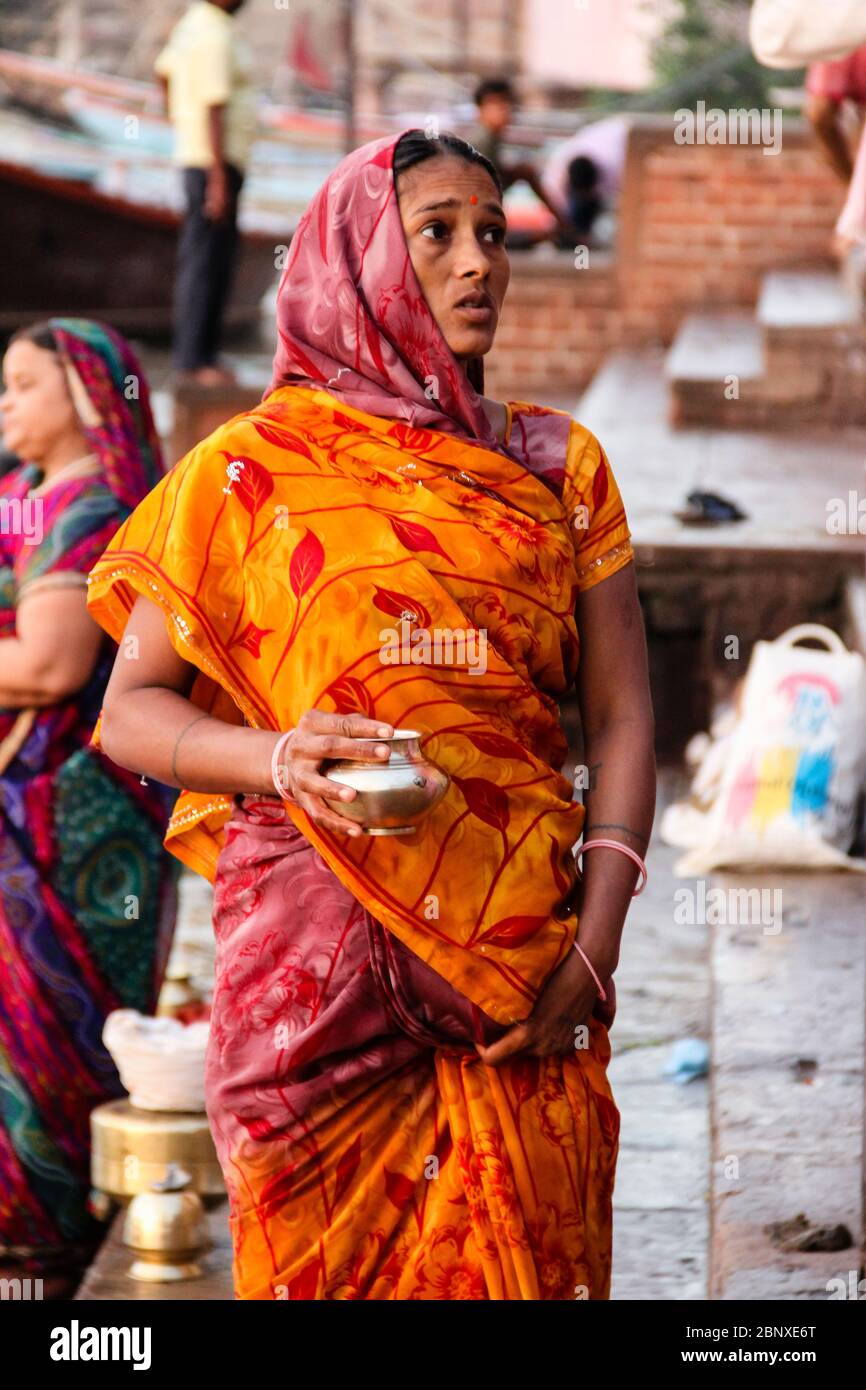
103;1009;210;1112
749;0;866;69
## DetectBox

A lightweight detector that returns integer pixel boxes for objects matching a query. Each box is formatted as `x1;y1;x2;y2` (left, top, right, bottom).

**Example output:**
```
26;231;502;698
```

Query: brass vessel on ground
122;1164;209;1282
90;1099;225;1208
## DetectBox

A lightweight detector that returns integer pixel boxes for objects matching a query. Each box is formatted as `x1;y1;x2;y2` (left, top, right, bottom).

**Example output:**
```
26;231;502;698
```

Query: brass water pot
123;1164;208;1282
90;1098;225;1207
322;728;449;835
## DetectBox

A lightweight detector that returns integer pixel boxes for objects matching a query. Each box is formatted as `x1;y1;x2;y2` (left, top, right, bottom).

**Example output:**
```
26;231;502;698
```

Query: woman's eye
419;221;505;244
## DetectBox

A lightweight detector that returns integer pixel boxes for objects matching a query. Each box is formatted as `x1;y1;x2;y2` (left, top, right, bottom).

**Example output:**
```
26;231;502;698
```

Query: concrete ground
608;769;711;1301
607;768;864;1302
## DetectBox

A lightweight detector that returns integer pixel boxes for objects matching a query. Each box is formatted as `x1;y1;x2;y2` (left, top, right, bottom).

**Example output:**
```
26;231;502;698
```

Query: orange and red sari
85;130;635;1299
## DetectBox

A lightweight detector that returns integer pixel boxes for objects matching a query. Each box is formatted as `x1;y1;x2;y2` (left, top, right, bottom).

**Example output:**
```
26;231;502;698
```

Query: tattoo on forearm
171;713;211;785
585;821;649;848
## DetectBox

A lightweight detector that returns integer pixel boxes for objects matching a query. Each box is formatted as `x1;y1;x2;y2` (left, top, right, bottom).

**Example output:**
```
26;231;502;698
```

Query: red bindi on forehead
470;195;478;204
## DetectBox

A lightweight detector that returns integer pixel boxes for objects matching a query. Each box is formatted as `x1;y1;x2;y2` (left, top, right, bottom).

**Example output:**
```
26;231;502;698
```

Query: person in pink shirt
805;44;866;183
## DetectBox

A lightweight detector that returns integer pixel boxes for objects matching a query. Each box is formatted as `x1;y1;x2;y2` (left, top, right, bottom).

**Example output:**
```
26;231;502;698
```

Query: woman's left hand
592;974;616;1031
474;948;612;1067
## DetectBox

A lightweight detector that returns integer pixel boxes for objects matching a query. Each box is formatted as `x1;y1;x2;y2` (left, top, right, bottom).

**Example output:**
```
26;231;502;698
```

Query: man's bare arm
204;104;230;221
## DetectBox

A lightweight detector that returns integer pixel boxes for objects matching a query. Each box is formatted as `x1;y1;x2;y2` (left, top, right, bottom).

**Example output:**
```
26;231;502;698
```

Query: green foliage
648;0;800;112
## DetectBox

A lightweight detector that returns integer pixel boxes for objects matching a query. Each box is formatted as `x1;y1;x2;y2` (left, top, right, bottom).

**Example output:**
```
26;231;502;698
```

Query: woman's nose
453;240;492;279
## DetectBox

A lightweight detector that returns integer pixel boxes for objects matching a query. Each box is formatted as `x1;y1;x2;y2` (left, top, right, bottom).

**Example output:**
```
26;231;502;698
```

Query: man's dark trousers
172;162;244;372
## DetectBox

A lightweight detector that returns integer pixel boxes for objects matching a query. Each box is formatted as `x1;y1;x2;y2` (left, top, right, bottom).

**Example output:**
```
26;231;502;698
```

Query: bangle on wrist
270;728;298;805
572;938;607;1001
577;837;647;895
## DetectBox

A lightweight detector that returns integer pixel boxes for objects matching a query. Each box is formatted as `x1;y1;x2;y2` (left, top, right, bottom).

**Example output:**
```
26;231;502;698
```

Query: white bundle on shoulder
749;0;866;68
103;1009;210;1112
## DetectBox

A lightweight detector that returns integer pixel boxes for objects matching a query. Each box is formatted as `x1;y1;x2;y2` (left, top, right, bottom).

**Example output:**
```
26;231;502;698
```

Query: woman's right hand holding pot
270;709;394;837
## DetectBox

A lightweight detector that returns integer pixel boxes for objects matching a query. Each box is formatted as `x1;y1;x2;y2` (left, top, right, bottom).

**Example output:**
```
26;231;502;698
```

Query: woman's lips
454;303;494;322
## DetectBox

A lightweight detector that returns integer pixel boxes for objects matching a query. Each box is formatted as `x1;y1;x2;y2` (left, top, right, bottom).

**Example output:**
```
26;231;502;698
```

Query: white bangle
270;728;298;804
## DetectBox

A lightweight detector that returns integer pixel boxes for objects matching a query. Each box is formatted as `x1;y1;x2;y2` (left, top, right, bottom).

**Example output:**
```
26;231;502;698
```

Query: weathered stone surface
758;270;862;333
609;776;712;1299
715;1151;861;1229
611;1209;707;1301
667;270;866;427
714;1232;858;1301
710;871;865;1300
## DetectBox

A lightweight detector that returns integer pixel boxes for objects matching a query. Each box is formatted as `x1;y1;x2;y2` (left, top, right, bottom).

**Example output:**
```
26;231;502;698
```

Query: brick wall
486;114;848;399
485;251;623;399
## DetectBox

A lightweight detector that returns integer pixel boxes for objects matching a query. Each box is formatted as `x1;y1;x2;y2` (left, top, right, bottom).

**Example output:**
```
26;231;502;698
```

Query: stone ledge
75;1198;233;1301
504;246;615;279
709;871;865;1301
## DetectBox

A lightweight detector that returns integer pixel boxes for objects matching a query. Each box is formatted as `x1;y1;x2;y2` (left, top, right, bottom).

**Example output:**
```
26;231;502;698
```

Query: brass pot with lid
122;1163;209;1282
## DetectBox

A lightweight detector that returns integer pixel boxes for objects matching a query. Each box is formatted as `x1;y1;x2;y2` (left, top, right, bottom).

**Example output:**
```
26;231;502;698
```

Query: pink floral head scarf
268;129;571;477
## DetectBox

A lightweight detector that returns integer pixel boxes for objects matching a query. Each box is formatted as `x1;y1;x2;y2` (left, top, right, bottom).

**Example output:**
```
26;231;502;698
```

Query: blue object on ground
664;1037;710;1084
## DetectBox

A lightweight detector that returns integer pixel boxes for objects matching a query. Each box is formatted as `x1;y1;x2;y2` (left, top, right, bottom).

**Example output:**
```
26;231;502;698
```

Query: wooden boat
59;88;342;209
0;157;281;337
0;47;389;150
0;45;569;338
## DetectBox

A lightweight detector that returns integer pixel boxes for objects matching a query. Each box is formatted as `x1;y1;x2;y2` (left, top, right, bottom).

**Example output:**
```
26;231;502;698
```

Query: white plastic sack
749;0;866;69
103;1009;210;1112
661;624;866;873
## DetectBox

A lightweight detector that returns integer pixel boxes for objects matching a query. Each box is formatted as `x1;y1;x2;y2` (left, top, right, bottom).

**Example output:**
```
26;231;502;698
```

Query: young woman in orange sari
86;129;656;1300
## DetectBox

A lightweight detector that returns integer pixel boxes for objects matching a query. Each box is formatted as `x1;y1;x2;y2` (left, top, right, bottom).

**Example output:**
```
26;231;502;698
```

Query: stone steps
667;269;866;429
757;269;862;337
665;312;765;385
577;348;865;563
610;809;866;1301
579;352;866;1298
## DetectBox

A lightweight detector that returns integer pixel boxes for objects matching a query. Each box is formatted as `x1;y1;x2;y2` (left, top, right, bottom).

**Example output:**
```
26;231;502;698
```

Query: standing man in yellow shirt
154;0;256;386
